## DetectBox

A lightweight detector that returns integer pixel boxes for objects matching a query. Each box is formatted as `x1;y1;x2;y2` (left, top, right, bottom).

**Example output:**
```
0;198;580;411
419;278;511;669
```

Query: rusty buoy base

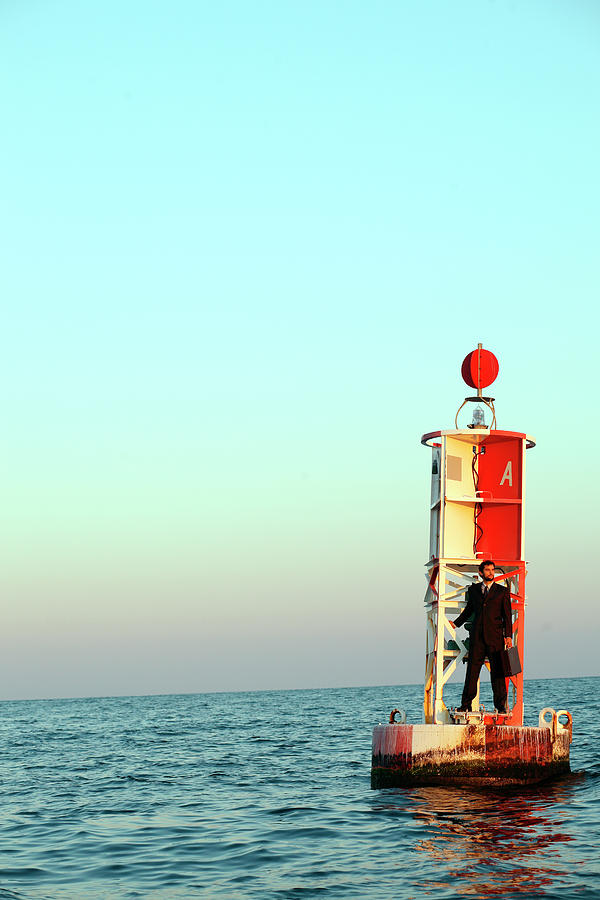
371;724;571;788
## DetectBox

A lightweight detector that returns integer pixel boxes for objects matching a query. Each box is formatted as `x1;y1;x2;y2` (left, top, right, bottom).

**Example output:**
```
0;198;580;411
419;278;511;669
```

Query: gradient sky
1;0;598;699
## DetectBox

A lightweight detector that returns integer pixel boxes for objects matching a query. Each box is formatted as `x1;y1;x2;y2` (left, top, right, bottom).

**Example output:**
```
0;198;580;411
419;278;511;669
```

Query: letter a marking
500;461;513;487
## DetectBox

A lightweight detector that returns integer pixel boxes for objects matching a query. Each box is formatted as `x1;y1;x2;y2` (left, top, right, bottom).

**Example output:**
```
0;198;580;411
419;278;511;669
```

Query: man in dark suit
450;559;513;714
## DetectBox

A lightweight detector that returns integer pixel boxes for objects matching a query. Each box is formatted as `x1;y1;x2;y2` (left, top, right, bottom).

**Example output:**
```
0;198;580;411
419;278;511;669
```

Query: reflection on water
382;778;577;897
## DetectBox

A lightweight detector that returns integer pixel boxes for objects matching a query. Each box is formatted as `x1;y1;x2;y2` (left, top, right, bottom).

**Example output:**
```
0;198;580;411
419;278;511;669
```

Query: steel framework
423;559;526;724
421;428;533;726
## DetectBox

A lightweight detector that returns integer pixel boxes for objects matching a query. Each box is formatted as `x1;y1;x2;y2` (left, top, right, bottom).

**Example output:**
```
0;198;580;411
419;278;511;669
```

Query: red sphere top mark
461;347;499;390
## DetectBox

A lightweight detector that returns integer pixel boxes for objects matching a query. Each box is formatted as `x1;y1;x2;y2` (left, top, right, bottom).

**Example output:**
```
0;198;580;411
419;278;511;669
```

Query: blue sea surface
0;676;597;898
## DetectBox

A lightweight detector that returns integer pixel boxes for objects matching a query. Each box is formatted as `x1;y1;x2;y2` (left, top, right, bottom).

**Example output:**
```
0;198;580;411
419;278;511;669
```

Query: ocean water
0;676;597;899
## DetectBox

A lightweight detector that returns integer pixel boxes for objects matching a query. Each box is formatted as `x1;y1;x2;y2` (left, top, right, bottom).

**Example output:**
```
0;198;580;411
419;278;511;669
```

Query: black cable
472;448;484;556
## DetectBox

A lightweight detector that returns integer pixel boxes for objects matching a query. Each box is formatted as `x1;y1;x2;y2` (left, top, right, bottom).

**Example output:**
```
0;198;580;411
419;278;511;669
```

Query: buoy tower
371;346;572;787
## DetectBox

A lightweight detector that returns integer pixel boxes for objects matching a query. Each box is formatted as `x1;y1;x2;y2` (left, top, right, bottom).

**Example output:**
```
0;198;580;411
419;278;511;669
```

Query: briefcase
501;646;522;676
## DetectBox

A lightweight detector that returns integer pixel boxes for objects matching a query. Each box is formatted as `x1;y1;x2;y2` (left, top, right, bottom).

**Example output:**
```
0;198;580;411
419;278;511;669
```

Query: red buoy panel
461;348;499;390
477;435;524;560
478;437;522;501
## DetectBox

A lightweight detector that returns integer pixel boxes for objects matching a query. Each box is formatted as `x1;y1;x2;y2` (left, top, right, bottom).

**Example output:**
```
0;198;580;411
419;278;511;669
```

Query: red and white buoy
371;346;572;787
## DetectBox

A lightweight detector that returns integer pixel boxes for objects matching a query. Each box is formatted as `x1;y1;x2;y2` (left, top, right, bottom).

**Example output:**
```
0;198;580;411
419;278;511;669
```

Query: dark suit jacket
454;582;512;652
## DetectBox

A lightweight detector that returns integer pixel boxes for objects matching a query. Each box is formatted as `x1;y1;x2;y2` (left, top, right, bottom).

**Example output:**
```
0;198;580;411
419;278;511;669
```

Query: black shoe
456;707;471;713
496;708;509;715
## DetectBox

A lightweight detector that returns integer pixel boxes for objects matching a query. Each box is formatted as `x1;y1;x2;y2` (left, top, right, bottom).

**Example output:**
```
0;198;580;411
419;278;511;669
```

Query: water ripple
0;678;597;898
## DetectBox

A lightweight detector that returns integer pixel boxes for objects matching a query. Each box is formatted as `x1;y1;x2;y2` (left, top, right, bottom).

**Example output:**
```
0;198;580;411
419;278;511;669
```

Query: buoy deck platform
371;710;572;788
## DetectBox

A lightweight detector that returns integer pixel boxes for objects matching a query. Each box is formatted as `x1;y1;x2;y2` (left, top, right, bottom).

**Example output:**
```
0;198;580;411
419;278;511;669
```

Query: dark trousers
461;635;507;712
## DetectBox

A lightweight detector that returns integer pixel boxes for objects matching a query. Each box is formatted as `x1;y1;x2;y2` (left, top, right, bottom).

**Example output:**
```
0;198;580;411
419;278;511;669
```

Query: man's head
478;559;495;583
